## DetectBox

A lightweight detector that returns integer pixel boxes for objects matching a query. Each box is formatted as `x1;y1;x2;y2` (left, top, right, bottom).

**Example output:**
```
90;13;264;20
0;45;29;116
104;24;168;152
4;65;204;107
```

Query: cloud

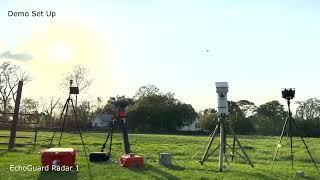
0;51;32;61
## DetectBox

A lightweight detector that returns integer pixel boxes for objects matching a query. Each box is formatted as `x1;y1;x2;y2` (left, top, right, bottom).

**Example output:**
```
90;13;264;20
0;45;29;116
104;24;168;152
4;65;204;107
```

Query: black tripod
49;81;91;177
49;94;87;150
271;97;320;175
100;121;114;154
199;115;254;171
100;115;130;154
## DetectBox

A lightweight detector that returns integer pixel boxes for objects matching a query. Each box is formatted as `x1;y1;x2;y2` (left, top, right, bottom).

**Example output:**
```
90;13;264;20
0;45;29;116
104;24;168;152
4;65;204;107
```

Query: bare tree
21;98;39;114
96;96;103;110
60;65;93;107
41;97;61;127
61;65;93;93
0;61;31;112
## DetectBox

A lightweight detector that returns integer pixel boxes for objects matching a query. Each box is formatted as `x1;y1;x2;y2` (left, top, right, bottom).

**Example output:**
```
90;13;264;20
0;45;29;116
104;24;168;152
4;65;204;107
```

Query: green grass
0;130;320;179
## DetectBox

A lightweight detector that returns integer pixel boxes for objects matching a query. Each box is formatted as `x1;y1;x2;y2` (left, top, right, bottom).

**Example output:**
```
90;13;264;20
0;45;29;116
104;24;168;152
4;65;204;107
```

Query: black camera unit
114;99;130;109
114;99;130;119
281;88;295;100
69;80;79;95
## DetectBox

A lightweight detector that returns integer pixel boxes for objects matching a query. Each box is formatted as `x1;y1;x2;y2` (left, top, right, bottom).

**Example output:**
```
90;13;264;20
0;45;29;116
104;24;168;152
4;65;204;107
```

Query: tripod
271;98;320;174
100;121;114;154
100;115;131;155
48;82;91;178
49;94;87;150
199;115;254;172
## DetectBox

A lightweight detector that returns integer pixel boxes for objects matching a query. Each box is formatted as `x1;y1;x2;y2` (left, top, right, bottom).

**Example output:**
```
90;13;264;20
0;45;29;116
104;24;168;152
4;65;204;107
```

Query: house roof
92;113;113;123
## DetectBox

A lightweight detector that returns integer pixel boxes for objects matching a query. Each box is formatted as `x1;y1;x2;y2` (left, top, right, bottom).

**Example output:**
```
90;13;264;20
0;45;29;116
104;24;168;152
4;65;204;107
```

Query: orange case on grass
119;153;144;168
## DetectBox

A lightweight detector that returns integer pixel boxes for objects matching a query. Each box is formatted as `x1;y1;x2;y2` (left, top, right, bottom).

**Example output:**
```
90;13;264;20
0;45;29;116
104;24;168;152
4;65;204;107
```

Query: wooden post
8;81;23;151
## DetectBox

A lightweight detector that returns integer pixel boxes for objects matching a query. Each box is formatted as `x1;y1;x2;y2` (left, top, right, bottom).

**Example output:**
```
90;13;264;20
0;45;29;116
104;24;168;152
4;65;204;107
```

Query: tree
41;97;61;127
198;108;218;130
295;98;320;136
19;98;39;129
129;92;170;131
102;95;133;114
61;65;93;93
254;100;286;135
128;85;196;132
96;96;103;111
237;100;257;118
174;103;198;129
76;100;92;128
198;101;255;134
20;98;39;113
296;98;320;120
133;84;160;99
0;61;31;112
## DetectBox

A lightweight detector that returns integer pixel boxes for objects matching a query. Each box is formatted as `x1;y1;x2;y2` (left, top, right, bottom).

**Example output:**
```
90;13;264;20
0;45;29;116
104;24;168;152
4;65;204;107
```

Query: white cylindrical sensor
217;92;228;115
215;82;229;116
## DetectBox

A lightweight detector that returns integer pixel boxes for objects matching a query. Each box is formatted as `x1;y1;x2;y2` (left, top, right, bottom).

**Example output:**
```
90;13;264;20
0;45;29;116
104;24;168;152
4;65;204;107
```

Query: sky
0;0;320;111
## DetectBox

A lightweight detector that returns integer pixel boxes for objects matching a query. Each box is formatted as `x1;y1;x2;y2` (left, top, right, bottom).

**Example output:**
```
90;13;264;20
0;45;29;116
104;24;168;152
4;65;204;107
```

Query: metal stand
231;137;236;161
48;87;92;178
49;95;87;150
101;121;114;153
100;115;131;154
271;99;320;174
199;115;254;172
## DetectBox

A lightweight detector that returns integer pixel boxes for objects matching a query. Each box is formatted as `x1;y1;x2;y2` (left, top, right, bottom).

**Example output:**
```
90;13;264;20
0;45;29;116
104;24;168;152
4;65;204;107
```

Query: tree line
199;99;320;137
0;61;320;136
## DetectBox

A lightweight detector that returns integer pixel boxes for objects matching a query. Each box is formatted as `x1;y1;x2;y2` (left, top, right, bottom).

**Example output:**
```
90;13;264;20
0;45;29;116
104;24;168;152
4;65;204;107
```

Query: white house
91;113;113;127
178;118;201;132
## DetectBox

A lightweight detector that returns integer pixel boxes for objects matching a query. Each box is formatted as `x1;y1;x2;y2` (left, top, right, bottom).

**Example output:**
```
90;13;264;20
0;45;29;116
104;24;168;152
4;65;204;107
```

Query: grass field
0;130;320;180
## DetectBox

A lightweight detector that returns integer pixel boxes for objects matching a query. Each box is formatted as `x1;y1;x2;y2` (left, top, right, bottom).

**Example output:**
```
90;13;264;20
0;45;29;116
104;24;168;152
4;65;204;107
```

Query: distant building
178;118;201;132
91;113;113;127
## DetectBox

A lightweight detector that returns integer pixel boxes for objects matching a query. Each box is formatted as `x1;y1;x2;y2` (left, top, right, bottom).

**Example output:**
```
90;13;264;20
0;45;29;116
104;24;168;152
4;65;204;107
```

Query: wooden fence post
8;81;23;151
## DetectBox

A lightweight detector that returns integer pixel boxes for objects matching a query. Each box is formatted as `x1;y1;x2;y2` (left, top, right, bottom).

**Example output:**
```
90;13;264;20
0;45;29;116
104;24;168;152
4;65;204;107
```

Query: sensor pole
199;82;254;171
216;82;228;172
219;116;226;172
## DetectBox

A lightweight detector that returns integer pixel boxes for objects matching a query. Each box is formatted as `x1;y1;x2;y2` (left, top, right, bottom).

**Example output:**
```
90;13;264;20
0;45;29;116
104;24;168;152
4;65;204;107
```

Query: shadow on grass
0;148;34;156
89;159;118;165
232;168;279;180
0;149;8;156
244;165;305;180
252;167;287;180
128;164;179;180
184;166;219;172
37;170;78;180
167;164;185;171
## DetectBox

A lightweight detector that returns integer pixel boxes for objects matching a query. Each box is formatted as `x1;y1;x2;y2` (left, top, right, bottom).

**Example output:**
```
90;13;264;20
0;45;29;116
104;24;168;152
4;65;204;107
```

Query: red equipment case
40;148;76;170
119;153;144;168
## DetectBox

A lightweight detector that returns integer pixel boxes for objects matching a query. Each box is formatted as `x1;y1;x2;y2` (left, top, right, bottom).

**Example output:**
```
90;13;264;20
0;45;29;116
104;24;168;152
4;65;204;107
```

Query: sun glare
47;43;73;63
21;20;114;96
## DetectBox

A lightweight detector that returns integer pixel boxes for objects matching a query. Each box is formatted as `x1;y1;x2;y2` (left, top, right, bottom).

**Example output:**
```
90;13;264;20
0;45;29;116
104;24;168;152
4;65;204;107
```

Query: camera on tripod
114;99;130;109
114;99;130;119
281;88;295;100
69;80;79;95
